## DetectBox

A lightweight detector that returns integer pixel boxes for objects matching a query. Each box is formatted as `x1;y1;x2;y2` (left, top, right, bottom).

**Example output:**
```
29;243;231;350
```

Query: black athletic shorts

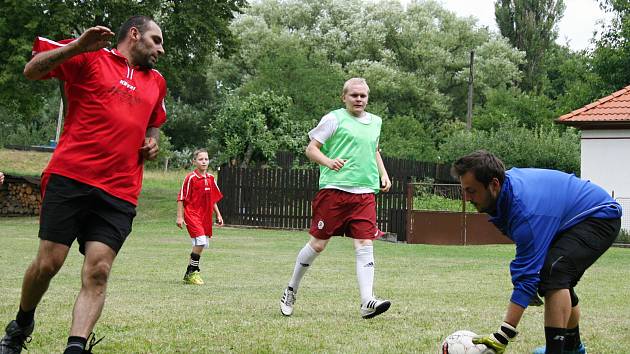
38;174;136;254
538;217;621;296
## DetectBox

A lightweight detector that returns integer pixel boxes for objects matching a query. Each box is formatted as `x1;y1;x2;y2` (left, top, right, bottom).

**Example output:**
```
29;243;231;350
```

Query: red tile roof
556;84;630;128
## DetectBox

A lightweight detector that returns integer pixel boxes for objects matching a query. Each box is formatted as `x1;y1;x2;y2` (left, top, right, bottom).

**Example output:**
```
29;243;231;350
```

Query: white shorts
191;235;210;249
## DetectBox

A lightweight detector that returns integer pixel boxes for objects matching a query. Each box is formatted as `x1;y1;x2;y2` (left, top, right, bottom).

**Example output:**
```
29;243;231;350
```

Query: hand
472;334;507;354
380;175;391;192
216;215;224;226
141;137;159;160
472;322;518;354
74;26;115;53
326;158;346;171
176;217;184;229
0;172;4;185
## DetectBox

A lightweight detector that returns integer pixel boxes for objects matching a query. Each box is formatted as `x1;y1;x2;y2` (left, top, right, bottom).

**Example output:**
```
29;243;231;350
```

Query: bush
144;130;174;171
616;229;630;244
438;119;580;174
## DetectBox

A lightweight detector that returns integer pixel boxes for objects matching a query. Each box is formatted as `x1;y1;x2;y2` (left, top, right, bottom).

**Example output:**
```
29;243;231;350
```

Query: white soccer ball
440;330;495;354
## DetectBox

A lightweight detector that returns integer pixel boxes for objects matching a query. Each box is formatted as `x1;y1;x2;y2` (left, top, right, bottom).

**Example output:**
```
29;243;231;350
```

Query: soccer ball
440;330;495;354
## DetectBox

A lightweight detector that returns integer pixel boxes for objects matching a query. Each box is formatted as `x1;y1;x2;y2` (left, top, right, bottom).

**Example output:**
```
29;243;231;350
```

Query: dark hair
451;150;506;187
117;15;154;44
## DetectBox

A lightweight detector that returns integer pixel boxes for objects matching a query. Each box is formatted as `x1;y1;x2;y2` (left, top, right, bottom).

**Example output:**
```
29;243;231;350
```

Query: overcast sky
419;0;612;51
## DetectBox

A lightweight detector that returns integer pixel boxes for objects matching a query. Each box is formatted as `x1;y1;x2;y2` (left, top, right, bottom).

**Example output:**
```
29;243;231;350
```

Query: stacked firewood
0;182;41;216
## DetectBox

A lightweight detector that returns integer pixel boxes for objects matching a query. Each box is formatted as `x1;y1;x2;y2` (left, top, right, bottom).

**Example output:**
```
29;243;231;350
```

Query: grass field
1;151;630;353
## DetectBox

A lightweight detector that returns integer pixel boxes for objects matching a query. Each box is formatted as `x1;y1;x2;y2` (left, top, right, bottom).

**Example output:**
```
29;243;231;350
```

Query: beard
473;194;498;215
133;39;156;70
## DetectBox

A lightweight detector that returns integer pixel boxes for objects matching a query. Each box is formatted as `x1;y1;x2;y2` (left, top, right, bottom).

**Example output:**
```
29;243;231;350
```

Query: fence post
405;181;413;242
461;188;467;245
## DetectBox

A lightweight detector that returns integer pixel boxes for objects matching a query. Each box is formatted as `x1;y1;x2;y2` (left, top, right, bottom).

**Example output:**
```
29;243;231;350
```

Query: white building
556;84;630;231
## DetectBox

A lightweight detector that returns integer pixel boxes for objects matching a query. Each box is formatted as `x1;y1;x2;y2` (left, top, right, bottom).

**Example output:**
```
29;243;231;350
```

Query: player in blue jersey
451;150;622;354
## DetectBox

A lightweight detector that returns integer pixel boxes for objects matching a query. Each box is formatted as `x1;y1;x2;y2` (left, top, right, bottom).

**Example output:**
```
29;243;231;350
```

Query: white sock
356;245;375;304
288;243;319;293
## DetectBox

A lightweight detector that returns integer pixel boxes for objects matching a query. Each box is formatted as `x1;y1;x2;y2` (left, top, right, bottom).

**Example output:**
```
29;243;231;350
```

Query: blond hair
342;77;370;95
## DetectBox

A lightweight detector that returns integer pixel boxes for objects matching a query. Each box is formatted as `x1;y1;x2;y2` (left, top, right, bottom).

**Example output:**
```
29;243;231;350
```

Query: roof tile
556;84;630;123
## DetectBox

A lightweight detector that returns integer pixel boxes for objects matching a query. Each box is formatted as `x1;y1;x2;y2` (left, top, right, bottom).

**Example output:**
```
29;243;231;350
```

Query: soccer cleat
183;271;204;285
280;287;296;316
0;320;34;354
360;298;391;319
532;343;586;354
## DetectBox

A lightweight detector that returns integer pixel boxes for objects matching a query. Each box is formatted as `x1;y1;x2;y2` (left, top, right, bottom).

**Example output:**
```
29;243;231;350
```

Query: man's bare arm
24;26;114;80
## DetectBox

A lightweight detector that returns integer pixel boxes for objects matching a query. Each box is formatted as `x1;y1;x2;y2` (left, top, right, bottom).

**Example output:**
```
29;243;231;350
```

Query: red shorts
185;213;213;238
309;189;382;240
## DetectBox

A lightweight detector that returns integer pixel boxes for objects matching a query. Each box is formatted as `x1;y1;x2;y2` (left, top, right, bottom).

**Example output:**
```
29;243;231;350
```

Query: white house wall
580;129;630;231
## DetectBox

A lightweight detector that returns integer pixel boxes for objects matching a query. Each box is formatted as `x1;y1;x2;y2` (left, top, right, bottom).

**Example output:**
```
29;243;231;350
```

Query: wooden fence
217;156;453;241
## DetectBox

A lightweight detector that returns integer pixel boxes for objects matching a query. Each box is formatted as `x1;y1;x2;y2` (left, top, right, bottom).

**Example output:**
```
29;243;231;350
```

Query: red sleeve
177;173;193;202
210;176;223;204
31;37;86;83
148;70;167;128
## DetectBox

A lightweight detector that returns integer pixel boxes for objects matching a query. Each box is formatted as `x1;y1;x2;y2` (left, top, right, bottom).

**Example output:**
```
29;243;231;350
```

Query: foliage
380;115;438;161
617;228;630;243
472;87;556;131
161;98;213;151
212;0;524;125
592;0;630;92
144;130;174;171
495;0;566;92
413;194;465;212
0;91;60;147
540;44;607;115
209;91;308;167
439;119;580;174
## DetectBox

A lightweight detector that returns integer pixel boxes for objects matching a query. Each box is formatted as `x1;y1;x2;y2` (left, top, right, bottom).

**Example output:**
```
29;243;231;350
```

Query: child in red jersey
176;149;223;285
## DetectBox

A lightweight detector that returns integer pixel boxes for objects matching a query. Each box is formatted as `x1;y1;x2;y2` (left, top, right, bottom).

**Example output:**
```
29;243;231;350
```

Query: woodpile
0;177;41;216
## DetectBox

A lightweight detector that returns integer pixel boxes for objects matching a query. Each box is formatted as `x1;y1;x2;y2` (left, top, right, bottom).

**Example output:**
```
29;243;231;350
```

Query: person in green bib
280;78;392;319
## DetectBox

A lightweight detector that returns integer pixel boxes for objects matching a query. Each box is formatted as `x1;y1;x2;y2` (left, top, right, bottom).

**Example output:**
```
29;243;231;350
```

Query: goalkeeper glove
472;321;518;354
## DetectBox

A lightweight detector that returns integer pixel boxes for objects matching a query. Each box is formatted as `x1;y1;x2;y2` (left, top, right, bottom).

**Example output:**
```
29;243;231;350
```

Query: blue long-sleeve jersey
489;168;622;308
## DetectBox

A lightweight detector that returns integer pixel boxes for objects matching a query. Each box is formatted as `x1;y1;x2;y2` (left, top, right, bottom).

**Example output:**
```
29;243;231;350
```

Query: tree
495;0;565;92
209;91;307;167
379;115;438;161
592;0;630;92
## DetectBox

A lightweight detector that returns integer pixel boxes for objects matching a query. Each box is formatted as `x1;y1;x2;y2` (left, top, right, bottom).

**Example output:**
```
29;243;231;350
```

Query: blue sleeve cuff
510;290;531;309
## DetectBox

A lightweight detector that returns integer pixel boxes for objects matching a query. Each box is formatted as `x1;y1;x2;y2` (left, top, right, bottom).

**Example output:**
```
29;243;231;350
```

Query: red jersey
32;37;167;205
178;170;223;238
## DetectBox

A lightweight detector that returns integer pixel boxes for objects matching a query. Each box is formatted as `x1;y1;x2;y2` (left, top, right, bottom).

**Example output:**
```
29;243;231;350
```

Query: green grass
0;149;52;176
1;152;630;352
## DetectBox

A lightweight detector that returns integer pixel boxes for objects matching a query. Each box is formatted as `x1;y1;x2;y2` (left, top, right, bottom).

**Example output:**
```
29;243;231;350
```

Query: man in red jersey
0;16;166;354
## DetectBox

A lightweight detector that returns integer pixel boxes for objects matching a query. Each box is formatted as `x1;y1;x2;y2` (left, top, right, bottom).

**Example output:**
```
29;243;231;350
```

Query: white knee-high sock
356;245;375;304
288;243;319;293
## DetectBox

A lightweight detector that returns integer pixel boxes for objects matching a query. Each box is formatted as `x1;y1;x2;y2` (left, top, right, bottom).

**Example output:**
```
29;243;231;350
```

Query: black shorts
39;174;136;254
538;217;621;296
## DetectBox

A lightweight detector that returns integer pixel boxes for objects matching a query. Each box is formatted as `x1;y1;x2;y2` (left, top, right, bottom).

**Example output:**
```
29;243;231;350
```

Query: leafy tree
473;87;555;131
541;44;606;116
209;91;307;167
592;0;630;92
161;98;213;150
495;0;565;92
379;115;438;161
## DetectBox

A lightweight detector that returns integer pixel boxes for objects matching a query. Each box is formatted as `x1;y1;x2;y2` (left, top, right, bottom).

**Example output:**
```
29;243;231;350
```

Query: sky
428;0;612;51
